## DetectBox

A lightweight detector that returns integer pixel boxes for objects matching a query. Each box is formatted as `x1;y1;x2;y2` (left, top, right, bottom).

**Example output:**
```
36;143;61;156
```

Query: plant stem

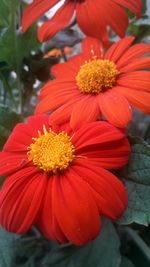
125;227;150;262
0;71;16;108
11;0;23;115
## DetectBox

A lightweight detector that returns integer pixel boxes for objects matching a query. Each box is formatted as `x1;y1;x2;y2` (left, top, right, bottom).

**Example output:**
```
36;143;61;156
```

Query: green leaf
119;180;150;226
118;137;150;226
0;26;39;70
0;104;22;148
41;219;121;267
0;220;121;267
0;0;10;28
121;137;150;185
0;1;39;70
0;227;21;267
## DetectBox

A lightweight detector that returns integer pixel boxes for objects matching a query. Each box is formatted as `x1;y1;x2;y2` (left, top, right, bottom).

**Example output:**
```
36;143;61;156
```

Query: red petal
113;0;142;18
53;171;100;245
35;86;80;114
82;37;103;60
117;71;150;91
39;79;76;99
76;0;109;45
38;2;75;41
74;138;130;171
99;91;132;127
0;152;28;176
70;96;99;130
104;36;135;62
48;100;75;125
72;161;128;220
67;55;85;72
114;86;150;114
3;115;49;152
72;121;126;149
100;0;128;38
51;62;76;79
119;58;150;72
22;0;59;32
0;167;46;233
3;124;32;152
117;43;150;68
36;177;67;243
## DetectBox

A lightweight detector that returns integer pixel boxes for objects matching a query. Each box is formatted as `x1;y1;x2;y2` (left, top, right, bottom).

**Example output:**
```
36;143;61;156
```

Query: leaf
119;180;150;226
122;137;150;185
0;26;39;70
0;0;10;28
0;227;21;267
118;137;150;226
41;219;121;267
0;104;22;148
0;1;40;70
0;220;121;267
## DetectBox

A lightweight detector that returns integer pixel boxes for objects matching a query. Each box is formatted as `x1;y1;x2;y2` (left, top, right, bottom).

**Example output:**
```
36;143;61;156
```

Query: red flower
0;115;130;245
35;36;150;129
22;0;142;44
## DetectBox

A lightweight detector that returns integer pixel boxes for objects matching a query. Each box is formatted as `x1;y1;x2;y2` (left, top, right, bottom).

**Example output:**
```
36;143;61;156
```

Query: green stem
125;227;150;262
0;71;16;108
11;0;23;115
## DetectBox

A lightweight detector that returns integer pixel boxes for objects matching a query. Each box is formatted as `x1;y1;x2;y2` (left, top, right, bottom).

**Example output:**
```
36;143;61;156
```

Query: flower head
0;115;130;245
36;36;150;129
22;0;142;44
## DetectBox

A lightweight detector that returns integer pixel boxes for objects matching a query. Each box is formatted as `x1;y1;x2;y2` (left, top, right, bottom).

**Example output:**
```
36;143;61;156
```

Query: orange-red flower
36;36;150;129
22;0;142;44
0;115;130;245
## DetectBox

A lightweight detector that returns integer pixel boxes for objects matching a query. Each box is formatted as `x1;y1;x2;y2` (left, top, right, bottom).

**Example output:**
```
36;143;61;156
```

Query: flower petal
70;96;99;130
53;171;100;245
82;37;103;60
51;62;76;79
48;100;75;125
3;115;49;152
100;0;128;38
75;144;130;170
114;86;150;114
39;79;76;99
0;152;28;177
76;0;109;45
105;36;135;62
67;55;85;72
113;0;142;18
36;177;67;243
117;71;150;91
72;161;128;220
72;121;126;148
119;58;150;72
117;43;150;68
99;91;132;127
35;86;80;114
0;167;46;233
22;0;59;32
38;2;75;41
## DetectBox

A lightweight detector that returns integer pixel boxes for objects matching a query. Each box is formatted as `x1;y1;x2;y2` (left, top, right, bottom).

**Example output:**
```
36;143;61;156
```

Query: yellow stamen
76;59;119;94
27;126;75;173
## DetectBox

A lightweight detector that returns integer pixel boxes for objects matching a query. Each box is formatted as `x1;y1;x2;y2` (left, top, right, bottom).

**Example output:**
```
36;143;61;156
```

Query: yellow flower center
27;126;75;173
76;59;119;94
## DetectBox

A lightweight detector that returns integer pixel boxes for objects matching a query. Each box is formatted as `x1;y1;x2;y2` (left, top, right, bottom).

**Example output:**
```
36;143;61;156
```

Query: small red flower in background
35;36;150;129
22;0;142;44
0;115;130;245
